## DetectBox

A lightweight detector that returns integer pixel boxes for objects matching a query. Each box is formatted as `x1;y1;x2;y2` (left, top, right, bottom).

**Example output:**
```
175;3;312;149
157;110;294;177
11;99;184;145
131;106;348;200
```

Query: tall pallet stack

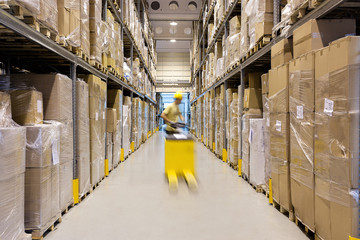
229;92;239;167
123;96;132;156
225;88;237;162
215;85;224;157
89;0;102;65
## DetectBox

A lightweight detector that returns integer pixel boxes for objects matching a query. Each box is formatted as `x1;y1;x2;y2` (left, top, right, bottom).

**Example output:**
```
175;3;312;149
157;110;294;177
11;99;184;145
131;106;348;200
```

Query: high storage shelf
0;1;158;181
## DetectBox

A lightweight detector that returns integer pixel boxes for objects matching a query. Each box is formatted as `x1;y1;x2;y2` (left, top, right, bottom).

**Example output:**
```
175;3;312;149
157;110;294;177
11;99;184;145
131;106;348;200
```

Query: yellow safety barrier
104;159;109;177
238;159;242;177
222;149;227;162
269;178;273;204
131;141;134;152
73;179;79;204
120;148;124;162
212;142;215;152
201;135;203;143
349;237;360;240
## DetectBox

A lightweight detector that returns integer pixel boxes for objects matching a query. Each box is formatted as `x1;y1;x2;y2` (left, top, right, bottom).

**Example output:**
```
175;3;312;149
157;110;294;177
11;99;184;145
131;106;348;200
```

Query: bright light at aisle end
170;39;177;43
170;21;178;26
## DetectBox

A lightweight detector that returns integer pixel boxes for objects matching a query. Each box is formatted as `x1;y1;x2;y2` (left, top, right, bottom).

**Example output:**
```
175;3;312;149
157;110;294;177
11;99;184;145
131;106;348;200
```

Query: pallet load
84;75;103;186
0;95;30;240
106;108;117;170
89;0;102;65
229;92;239;167
24;122;61;238
11;73;74;213
123;96;132;156
196;100;202;140
249;118;266;188
75;80;91;198
261;73;271;191
289;51;315;232
209;90;215;151
107;89;123;164
245;0;273;52
314;36;360;240
271;38;293;69
240;0;249;58
241;109;262;179
215;85;224;157
225;16;241;68
268;63;293;217
225;88;237;161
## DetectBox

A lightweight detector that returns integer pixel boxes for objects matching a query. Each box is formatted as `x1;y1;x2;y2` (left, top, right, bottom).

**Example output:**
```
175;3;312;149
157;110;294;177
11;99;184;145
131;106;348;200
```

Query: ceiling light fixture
170;21;178;26
170;39;177;43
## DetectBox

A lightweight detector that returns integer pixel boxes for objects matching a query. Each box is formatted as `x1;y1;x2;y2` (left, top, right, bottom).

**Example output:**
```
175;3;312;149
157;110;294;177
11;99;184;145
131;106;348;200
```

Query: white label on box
276;120;281;132
324;98;334;116
249;128;253;144
52;140;59;165
312;32;321;38
297;106;304;119
103;112;105;119
37;100;42;113
95;112;99;121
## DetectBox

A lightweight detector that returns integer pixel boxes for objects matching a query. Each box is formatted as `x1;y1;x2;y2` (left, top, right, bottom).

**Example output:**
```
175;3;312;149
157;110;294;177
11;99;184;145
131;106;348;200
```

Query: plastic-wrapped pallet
215;86;224;156
123;97;131;156
106;132;113;171
24;123;61;234
0;125;31;240
11;73;74;211
229;93;240;166
90;0;102;63
241;109;262;178
314;37;360;240
0;92;12;127
75;80;91;198
240;0;249;58
249;118;266;186
225;88;237;161
262;92;271;190
99;80;106;180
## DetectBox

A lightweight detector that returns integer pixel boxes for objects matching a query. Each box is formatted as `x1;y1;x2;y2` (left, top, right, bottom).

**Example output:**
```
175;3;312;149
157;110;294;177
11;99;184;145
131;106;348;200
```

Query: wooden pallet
61;200;75;216
241;174;250;183
229;161;238;170
26;213;62;240
90;59;107;73
295;216;315;237
79;189;91;203
272;199;295;222
289;0;309;24
243;35;272;62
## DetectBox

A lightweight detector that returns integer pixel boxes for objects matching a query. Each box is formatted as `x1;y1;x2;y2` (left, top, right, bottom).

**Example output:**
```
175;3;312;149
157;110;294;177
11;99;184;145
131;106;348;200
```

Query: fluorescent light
170;21;178;26
170;39;176;43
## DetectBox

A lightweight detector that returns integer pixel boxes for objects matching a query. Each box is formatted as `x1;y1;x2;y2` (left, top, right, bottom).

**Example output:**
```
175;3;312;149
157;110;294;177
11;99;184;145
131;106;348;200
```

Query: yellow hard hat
174;91;183;100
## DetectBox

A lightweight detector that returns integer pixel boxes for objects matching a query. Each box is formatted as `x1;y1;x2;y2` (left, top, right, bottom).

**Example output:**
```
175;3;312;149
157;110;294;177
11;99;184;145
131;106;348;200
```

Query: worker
160;91;185;134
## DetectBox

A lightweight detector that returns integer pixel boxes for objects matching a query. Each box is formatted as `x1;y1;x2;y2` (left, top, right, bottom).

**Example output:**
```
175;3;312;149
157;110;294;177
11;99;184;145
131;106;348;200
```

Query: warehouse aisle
46;132;308;240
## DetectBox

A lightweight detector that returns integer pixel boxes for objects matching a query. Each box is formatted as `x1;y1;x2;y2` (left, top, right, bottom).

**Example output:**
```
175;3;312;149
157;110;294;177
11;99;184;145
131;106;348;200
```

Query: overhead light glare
170;39;177;43
170;21;178;26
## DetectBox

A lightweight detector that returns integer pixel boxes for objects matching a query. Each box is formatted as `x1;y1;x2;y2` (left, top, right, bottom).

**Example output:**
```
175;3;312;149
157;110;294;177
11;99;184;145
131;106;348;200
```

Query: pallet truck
164;122;197;190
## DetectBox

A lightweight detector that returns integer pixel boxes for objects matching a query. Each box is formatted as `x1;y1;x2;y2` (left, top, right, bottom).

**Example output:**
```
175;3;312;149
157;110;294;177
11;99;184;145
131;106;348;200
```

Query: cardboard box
261;73;269;94
315;176;359;240
106;132;113;171
270;112;292;211
11;74;72;122
0;127;26;180
0;173;27;240
314;47;330;113
229;15;241;36
290;112;315;231
247;72;262;89
107;89;123;120
289;51;315;112
255;17;273;43
269;64;289;113
59;161;73;211
38;0;58;32
293;19;356;59
271;38;292;68
106;108;117;132
10;90;43;125
244;88;262;109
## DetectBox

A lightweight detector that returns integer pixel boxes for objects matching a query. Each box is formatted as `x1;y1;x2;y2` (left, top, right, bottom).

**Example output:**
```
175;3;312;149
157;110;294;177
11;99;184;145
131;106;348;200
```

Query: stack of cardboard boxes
123;96;132;156
89;0;102;64
225;16;241;68
106;108;117;170
215;85;224;157
229;92;239;166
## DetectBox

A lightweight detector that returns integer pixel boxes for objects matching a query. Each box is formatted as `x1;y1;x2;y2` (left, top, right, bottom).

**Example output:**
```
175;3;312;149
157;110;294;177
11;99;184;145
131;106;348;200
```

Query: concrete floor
46;132;309;240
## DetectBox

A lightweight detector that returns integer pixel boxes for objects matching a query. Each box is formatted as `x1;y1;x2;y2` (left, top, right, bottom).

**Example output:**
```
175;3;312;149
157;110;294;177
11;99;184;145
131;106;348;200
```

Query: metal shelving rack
190;0;360;236
0;0;157;195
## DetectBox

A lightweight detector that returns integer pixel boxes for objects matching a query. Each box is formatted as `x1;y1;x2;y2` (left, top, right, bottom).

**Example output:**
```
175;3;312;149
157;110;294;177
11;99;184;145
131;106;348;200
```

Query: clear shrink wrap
240;0;249;58
270;113;292;212
215;92;224;156
123;99;131;156
75;80;91;198
0;125;29;240
249;118;266;186
9;89;43;125
268;64;289;113
314;37;360;240
229;93;239;166
24;123;61;231
262;94;271;190
81;0;90;56
99;80;106;180
112;120;121;164
241;109;262;178
216;57;224;78
38;0;58;32
225;33;241;68
89;0;102;63
137;99;142;148
0;92;12;127
0;0;40;16
57;0;80;48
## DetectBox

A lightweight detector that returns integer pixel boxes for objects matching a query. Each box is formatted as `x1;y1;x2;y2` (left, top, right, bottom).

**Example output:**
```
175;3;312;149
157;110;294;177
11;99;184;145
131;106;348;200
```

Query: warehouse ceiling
146;0;201;51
